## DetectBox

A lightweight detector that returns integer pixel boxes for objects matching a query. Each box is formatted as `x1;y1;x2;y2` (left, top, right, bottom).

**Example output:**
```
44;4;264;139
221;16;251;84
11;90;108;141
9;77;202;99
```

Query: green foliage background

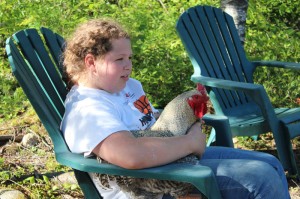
0;0;300;123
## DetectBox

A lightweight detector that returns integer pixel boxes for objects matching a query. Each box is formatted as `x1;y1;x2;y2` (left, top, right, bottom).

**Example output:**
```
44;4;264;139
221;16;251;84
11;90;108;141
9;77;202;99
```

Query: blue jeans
163;146;290;199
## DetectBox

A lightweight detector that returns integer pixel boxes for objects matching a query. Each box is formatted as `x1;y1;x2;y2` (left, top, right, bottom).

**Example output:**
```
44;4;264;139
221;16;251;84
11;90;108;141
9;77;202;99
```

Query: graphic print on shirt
124;92;135;105
133;95;154;127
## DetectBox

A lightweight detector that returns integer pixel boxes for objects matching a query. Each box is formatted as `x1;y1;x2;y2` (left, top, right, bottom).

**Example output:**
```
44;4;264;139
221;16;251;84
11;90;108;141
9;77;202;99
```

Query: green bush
246;0;300;107
0;0;299;123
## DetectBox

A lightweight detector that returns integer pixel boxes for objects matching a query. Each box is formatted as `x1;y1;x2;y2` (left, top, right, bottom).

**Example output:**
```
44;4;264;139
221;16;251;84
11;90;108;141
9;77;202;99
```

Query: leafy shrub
0;0;300;123
246;0;300;107
0;0;218;118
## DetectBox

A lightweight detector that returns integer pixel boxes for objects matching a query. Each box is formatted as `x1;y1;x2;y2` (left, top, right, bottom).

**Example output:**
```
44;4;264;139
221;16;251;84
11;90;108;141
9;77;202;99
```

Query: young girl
60;19;290;199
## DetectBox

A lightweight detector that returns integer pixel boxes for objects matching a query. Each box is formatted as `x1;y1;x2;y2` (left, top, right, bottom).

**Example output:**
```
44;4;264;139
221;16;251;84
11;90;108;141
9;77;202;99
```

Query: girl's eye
116;56;132;61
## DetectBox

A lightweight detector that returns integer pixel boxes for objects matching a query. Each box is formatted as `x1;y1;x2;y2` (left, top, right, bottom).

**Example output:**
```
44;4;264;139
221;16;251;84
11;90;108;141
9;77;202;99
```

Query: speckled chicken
95;84;209;199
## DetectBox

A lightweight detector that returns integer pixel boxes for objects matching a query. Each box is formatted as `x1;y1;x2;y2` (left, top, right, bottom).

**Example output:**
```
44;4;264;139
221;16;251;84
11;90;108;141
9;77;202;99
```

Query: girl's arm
92;122;206;169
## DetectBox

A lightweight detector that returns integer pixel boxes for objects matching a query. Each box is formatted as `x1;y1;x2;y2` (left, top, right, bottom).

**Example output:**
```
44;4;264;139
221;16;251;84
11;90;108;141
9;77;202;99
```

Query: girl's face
89;38;133;93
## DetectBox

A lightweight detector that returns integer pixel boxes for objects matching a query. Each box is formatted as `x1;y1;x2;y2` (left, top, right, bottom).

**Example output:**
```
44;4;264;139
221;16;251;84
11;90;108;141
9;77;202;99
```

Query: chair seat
279;110;300;139
228;108;300;137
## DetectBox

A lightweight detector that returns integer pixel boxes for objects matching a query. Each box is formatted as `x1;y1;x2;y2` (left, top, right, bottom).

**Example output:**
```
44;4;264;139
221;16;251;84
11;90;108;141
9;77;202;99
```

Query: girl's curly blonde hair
63;19;130;86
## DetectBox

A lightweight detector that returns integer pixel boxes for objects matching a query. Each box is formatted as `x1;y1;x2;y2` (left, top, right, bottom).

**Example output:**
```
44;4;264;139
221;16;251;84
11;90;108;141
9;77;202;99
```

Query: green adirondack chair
176;5;300;177
5;27;234;199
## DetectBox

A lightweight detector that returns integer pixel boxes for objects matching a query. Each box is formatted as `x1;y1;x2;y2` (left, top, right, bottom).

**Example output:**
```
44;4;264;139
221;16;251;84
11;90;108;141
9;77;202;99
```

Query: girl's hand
186;122;206;158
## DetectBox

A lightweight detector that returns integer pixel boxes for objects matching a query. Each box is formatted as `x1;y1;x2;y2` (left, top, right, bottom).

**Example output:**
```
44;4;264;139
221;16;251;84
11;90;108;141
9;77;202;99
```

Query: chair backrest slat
6;37;69;153
177;6;259;114
6;28;70;153
188;7;241;108
40;27;65;74
13;29;67;117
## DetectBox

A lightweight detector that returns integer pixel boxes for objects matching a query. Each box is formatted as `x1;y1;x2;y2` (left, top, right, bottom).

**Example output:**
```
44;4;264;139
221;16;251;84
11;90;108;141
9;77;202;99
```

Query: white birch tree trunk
220;0;249;45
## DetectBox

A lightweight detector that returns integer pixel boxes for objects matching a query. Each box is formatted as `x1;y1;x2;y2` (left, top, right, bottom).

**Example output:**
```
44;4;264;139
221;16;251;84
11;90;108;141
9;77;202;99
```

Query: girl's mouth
121;75;129;80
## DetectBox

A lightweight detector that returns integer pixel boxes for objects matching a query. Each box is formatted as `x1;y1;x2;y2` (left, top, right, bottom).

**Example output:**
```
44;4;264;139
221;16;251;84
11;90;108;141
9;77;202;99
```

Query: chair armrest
203;114;234;147
252;60;300;70
191;75;278;131
55;151;222;199
191;75;263;93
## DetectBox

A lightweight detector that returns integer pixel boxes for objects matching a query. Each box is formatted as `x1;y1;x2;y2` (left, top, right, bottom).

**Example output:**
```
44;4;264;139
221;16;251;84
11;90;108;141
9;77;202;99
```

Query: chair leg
206;129;216;147
277;112;300;177
73;169;103;199
250;135;259;141
281;130;300;178
274;127;299;178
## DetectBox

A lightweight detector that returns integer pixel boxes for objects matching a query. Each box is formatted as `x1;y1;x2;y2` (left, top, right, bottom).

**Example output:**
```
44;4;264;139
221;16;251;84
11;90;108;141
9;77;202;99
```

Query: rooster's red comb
187;84;209;119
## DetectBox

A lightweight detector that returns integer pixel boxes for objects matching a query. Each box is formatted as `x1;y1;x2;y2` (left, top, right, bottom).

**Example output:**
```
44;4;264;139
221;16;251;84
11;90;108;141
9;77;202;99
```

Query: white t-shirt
60;78;160;198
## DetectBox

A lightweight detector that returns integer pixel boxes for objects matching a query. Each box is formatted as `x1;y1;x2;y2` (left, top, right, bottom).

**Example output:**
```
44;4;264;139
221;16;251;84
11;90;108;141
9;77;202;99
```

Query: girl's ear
84;54;96;70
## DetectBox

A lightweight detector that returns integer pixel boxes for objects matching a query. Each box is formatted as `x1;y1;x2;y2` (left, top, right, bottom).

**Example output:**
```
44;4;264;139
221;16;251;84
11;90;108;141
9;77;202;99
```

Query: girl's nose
124;59;132;70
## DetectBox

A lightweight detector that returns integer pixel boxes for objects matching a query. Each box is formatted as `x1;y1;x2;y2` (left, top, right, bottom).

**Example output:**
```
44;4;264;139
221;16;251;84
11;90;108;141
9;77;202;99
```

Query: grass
0;108;83;198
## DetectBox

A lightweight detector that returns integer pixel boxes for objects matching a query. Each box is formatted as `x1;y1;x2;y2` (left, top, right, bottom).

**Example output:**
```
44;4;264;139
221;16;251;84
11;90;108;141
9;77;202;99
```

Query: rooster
93;84;209;199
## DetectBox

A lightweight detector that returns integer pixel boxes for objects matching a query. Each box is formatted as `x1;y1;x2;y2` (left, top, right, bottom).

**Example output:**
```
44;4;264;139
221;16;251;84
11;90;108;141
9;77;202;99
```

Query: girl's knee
241;161;285;198
217;160;286;199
